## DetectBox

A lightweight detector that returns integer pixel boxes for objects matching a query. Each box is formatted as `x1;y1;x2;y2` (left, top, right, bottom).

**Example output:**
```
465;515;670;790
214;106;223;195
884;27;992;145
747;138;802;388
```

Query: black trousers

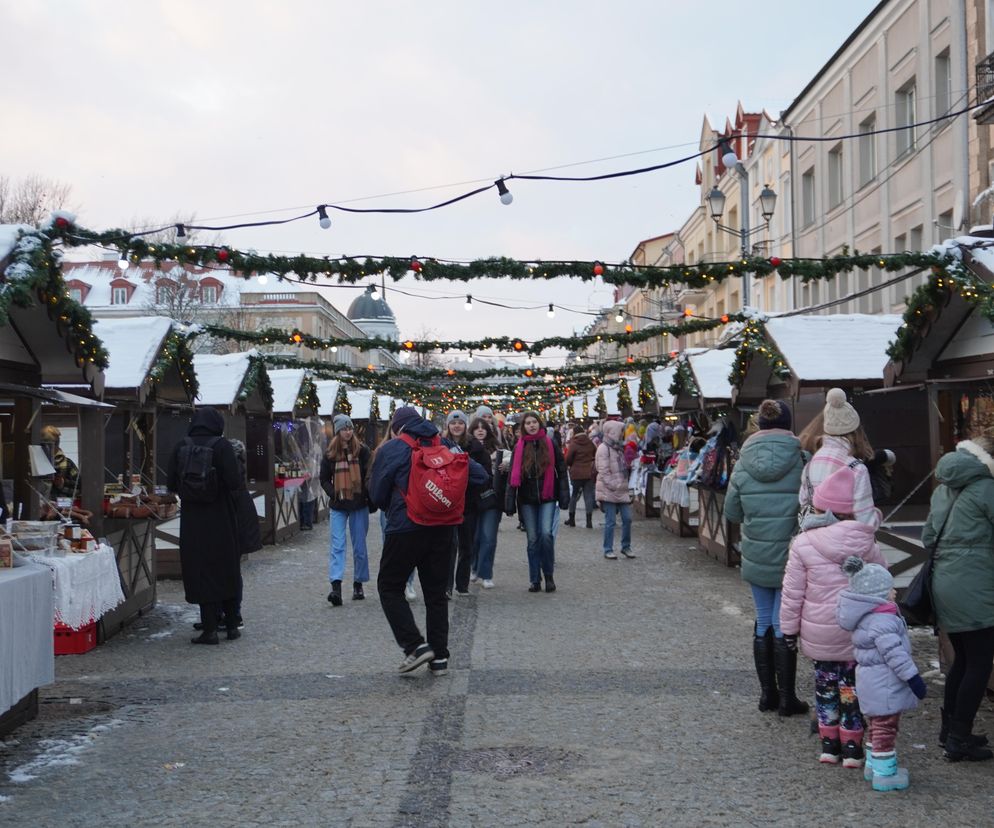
378;526;452;659
568;478;596;518
944;626;994;728
199;599;238;634
449;512;479;593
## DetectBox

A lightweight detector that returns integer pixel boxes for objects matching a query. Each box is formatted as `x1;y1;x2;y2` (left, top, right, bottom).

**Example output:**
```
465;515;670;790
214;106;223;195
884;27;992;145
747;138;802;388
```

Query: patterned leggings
814;660;863;730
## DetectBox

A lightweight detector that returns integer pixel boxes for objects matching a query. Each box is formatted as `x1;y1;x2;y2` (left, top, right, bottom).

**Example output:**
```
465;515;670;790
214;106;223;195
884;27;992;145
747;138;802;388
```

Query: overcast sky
3;1;877;365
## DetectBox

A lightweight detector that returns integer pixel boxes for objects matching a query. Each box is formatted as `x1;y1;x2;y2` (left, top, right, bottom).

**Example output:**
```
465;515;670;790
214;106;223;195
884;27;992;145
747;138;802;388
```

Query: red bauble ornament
769;256;782;268
217;248;230;263
593;262;604;277
410;257;422;273
54;216;70;230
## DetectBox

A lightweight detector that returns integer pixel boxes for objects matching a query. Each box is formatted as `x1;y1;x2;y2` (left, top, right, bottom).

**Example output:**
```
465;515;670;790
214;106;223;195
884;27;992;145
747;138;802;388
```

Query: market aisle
1;515;992;826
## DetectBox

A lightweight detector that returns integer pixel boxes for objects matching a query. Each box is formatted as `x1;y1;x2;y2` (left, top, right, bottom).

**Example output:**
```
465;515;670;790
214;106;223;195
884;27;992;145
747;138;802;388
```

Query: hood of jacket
736;429;801;483
602;420;625;445
399;417;439;441
935;440;994;490
570;432;593;449
801;519;877;566
189;407;225;437
836;589;888;631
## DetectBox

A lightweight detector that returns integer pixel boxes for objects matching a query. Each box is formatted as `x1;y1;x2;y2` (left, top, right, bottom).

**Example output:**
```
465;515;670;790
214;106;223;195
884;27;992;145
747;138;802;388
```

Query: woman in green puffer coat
923;436;994;762
723;400;809;718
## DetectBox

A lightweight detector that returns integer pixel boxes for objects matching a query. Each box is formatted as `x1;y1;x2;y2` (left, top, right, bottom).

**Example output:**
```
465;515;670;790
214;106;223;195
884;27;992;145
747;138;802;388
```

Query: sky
2;1;879;366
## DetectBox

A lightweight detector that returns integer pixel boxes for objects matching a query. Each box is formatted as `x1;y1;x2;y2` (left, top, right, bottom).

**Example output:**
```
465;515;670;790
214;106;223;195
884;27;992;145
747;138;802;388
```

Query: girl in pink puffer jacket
780;465;888;769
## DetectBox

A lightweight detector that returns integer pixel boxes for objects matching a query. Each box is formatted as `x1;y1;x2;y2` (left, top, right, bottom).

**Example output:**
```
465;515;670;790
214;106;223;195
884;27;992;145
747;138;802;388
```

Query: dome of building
347;285;395;322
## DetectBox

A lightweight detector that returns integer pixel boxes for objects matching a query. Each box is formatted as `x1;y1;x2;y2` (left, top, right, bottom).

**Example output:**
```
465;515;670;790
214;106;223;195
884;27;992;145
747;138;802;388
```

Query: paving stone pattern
2;515;993;826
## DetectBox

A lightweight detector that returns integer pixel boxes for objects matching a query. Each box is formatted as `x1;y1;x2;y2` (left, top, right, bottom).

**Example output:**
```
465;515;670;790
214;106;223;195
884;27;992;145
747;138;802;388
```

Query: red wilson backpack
397;433;469;526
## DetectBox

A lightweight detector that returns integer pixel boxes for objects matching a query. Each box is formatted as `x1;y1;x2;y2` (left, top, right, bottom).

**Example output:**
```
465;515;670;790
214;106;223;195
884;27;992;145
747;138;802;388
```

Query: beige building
967;0;994;219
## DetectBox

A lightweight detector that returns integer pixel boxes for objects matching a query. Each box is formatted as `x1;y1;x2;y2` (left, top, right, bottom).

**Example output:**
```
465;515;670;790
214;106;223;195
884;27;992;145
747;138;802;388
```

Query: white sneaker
469;572;480;584
398;644;434;673
482;579;495;589
404;583;417;602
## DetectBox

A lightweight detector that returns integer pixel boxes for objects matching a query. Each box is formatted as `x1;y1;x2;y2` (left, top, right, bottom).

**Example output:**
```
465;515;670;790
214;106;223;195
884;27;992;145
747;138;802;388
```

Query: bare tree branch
0;174;74;225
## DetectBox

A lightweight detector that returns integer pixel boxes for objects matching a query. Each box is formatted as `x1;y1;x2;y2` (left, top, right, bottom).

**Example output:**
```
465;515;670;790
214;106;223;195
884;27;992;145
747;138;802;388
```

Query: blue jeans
519;501;557;584
750;584;783;638
602;502;632;554
329;508;370;583
474;509;501;580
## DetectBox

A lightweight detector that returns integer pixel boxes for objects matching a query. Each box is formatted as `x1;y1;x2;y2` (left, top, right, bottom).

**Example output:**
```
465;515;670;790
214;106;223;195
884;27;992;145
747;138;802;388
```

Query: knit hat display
333;414;354;434
757;399;791;431
823;387;860;436
842;556;894;598
812;465;856;515
446;410;467;426
474;405;495;420
391;406;421;434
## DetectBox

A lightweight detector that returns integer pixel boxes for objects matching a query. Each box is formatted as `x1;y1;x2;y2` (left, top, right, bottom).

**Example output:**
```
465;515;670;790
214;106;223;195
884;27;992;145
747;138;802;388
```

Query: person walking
565;427;597;529
368;407;487;675
723;399;809;716
837;559;928;791
168;408;243;645
779;466;888;767
443;410;491;596
923;435;994;762
470;416;503;589
320;414;372;606
595;420;636;559
504;411;569;593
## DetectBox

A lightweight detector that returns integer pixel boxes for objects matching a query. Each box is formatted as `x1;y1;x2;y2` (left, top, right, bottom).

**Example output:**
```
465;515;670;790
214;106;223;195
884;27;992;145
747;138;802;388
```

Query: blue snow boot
863;743;874;782
870;751;909;791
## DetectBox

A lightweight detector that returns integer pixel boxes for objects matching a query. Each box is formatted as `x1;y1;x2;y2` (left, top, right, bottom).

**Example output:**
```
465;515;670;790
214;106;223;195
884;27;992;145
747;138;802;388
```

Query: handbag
900;490;960;626
477;488;498;510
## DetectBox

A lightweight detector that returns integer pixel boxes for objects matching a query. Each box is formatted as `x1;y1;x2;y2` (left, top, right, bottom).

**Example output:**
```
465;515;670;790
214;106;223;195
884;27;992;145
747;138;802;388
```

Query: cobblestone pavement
3;513;994;826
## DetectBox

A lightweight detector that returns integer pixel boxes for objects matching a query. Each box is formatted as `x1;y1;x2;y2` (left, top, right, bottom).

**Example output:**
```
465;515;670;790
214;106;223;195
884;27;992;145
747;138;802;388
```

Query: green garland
294;375;320;413
617;378;633;415
595;389;608;418
669;359;699;399
149;329;199;399
388;398;396;420
727;319;792;388
237;357;274;410
1;227;108;368
886;263;994;361
637;370;655;410
55;223;963;290
370;392;380;421
199;314;738;356
333;383;351;415
582;397;589;418
569;399;577;419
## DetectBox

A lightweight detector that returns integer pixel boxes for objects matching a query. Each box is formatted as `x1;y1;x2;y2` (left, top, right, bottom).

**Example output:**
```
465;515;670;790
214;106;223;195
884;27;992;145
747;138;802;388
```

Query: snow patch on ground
8;720;123;784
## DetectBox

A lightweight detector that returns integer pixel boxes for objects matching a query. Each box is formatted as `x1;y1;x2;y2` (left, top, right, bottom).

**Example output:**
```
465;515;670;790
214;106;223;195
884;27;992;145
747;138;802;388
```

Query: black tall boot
328;580;343;607
940;707;989;748
564;514;576;527
753;627;779;712
773;637;809;717
585;513;593;529
945;720;994;762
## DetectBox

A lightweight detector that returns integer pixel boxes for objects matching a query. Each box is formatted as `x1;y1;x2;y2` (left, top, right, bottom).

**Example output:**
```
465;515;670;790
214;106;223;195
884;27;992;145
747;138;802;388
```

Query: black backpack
176;437;222;503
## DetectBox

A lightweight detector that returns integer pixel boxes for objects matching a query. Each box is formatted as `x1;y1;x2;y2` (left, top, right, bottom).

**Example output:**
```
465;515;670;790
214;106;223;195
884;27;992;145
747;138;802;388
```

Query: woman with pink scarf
504;411;570;593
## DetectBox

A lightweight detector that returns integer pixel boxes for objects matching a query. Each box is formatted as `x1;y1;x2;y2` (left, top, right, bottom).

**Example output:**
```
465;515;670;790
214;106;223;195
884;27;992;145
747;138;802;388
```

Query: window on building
895;233;907;253
910;225;923;252
202;285;217;304
68;288;83;303
857;267;871;313
828;144;844;209
935;50;952;116
801;167;816;227
156;284;175;304
896;80;917;156
111;286;128;305
858;115;876;187
938;209;955;238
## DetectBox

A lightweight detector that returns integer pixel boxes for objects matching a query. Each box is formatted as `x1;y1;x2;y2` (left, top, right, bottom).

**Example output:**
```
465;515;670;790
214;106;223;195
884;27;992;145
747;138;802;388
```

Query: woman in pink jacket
780;464;888;769
595;420;636;560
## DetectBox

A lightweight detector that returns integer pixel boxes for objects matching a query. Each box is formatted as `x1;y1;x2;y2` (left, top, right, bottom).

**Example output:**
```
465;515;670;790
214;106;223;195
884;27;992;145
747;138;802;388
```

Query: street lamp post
706;145;777;307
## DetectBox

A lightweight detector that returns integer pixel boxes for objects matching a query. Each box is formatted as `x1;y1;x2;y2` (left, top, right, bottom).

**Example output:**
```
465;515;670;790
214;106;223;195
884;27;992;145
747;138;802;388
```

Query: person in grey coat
837;558;927;792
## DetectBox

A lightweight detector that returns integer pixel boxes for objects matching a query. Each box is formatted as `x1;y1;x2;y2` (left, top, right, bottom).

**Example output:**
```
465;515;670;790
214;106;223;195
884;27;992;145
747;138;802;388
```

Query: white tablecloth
25;544;125;630
660;476;692;507
0;563;55;715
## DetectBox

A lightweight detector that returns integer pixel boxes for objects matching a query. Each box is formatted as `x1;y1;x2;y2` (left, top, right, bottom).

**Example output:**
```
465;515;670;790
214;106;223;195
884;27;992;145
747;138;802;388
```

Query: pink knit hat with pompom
812;465;856;515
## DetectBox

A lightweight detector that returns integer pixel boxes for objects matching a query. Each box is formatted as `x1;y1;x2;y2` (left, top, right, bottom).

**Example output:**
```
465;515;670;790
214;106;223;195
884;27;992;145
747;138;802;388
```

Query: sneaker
604;551;618;560
399;643;434;673
428;658;448;676
469;572;480;584
528;582;542;592
482;579;495;589
819;737;842;764
620;548;637;559
455;589;470;597
841;739;864;769
405;583;417;602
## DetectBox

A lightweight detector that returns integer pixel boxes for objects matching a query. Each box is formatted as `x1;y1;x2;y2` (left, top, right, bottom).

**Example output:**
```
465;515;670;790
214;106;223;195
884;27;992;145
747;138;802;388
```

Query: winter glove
782;634;798;653
908;674;927;699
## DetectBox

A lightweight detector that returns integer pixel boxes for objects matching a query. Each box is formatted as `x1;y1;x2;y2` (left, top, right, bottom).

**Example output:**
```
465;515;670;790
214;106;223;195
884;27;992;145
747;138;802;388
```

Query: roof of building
93;316;174;390
347;285;395;321
193;351;256;406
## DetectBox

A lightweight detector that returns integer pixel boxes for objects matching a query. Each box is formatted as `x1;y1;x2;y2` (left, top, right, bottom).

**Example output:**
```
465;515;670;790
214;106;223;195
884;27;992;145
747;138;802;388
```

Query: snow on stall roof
193;351;257;406
687;349;738;400
269;369;306;414
314;380;341;417
0;224;35;262
652;365;677;408
93;316;173;390
765;314;903;381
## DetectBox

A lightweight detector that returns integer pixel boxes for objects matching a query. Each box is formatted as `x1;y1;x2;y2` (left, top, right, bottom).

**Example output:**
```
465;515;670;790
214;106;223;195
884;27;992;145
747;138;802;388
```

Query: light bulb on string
175;224;187;241
371;283;381;301
467;352;474;363
117;251;129;270
547;304;555;318
317;205;332;229
257;274;268;285
465;295;473;311
331;345;338;353
495;178;513;205
615;309;624;323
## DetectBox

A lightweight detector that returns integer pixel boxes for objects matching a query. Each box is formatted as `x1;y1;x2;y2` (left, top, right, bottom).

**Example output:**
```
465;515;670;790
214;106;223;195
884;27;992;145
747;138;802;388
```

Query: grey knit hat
446;410;467;426
333;414;354;434
823;387;860;436
842;556;893;598
474;405;495;420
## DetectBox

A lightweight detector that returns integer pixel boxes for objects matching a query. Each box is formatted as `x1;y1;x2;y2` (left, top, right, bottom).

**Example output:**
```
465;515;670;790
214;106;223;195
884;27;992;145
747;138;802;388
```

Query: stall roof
766;314;903;382
687;349;737;400
314;380;341;416
193;351;256;406
652;365;677;409
0;383;114;409
268;368;307;414
94;316;173;391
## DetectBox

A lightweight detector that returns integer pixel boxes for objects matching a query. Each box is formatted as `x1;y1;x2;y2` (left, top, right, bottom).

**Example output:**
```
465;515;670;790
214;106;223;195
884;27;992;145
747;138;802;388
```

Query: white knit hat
823;387;860;436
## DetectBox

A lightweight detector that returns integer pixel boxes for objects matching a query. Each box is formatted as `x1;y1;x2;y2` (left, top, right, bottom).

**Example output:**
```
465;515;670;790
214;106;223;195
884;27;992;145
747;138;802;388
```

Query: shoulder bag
899;490;961;627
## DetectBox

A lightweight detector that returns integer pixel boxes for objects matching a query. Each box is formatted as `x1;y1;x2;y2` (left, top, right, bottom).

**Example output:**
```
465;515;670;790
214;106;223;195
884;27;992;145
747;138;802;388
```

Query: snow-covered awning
268;368;307;415
193;350;264;407
687;349;737;401
314;380;341;417
652;365;677;410
93;316;172;390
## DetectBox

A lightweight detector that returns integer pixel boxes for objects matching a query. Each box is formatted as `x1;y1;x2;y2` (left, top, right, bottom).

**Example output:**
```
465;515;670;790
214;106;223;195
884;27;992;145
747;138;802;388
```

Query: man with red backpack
369;407;488;675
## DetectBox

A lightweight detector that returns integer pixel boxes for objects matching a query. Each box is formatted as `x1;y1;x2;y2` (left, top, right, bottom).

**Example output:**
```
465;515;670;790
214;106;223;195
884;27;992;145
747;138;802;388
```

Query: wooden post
927;383;943;473
78;407;105;538
12;395;40;520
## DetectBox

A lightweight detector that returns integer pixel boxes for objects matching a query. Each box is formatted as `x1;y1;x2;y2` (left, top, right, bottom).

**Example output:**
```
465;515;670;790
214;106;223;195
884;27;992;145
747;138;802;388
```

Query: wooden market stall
671;348;741;566
269;368;320;543
654;363;700;537
156;351;274;573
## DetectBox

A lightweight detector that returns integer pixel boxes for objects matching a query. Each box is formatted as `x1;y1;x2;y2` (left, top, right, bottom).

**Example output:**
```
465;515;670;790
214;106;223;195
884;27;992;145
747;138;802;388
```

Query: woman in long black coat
168;408;243;645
